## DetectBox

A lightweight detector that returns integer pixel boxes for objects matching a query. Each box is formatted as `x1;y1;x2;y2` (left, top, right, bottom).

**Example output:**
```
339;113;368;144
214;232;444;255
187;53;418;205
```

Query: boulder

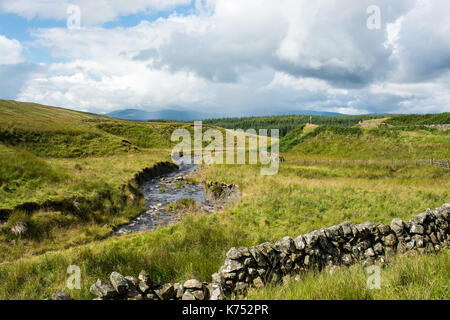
211;272;223;285
373;242;384;255
138;270;151;283
377;224;391;235
252;277;264;288
192;290;205;300
276;236;296;253
342;254;353;265
151;279;162;289
249;246;269;267
222;259;244;273
138;281;150;294
182;291;196;300
410;211;429;225
110;272;129;295
410;224;424;235
390;219;405;236
126;287;141;300
174;283;184;300
154;283;176;300
208;283;225;300
124;276;138;287
294;235;306;251
51;290;72;301
90;279;117;299
382;234;397;246
340;222;353;237
183;279;203;290
234;282;249;295
146;293;159;300
226;247;242;260
364;248;376;258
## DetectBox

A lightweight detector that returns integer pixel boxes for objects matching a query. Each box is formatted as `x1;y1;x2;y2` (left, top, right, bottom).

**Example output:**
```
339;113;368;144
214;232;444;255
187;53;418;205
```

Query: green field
0;100;448;300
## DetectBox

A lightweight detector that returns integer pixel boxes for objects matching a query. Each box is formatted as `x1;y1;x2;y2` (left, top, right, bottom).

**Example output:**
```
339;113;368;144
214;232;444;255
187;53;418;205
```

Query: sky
0;0;449;116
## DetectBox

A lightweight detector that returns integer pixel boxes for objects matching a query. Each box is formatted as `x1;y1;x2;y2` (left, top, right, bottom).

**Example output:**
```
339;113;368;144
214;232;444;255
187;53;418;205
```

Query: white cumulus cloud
0;35;24;65
2;0;449;115
0;0;191;25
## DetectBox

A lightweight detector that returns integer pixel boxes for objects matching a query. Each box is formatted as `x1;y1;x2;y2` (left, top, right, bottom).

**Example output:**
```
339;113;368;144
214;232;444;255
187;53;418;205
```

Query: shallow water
114;158;213;235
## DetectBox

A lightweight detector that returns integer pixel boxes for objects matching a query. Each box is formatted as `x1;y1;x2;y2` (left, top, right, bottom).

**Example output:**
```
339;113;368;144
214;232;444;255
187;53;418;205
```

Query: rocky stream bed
114;158;237;235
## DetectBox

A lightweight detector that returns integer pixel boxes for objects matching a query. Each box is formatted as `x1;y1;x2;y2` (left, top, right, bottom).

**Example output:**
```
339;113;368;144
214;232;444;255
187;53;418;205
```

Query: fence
430;158;450;170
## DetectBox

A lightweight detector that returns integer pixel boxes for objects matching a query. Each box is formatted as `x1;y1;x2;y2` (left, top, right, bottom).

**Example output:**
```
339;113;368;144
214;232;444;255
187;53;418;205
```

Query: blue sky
0;0;449;116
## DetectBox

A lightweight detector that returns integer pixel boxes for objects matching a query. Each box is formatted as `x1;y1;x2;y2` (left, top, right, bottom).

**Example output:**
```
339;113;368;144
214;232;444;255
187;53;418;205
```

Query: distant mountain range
106;109;216;121
106;108;349;121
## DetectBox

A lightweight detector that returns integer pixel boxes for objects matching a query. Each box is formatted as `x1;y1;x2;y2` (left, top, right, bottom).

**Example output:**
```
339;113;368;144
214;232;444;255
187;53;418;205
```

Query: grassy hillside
0;100;200;158
280;125;450;159
384;113;450;126
279;124;318;152
0;100;193;208
0;100;201;261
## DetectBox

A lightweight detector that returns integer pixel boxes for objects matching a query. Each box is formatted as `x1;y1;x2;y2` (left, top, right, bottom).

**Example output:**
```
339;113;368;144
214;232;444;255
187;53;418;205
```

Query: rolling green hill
0;100;201;260
280;125;450;160
0;100;201;158
0;100;203;207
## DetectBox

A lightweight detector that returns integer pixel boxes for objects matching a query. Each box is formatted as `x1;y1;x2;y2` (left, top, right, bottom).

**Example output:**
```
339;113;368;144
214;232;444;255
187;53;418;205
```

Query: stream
114;158;214;235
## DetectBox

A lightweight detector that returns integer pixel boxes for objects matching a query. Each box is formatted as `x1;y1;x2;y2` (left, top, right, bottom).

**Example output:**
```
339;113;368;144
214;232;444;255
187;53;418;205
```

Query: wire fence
430;158;450;170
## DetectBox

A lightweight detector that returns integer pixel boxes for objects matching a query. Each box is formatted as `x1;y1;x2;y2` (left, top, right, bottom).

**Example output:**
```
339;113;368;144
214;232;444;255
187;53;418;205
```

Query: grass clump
247;251;449;300
167;198;197;212
0;214;245;300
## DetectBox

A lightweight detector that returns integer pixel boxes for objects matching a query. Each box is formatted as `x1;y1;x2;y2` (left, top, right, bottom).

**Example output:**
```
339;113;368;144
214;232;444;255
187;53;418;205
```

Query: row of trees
384;113;450;126
203;114;383;137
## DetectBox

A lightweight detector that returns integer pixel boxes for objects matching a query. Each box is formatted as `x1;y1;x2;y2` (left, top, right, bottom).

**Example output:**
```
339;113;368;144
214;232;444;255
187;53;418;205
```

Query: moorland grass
289;126;450;159
246;250;449;300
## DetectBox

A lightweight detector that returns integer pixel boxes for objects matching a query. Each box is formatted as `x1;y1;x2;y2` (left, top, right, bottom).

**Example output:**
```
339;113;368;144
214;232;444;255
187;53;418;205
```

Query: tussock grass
0;214;245;300
247;250;450;300
289;126;450;159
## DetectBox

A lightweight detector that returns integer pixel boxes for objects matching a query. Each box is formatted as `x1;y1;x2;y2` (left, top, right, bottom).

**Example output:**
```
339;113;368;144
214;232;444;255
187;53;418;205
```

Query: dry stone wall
50;204;449;300
215;204;449;298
